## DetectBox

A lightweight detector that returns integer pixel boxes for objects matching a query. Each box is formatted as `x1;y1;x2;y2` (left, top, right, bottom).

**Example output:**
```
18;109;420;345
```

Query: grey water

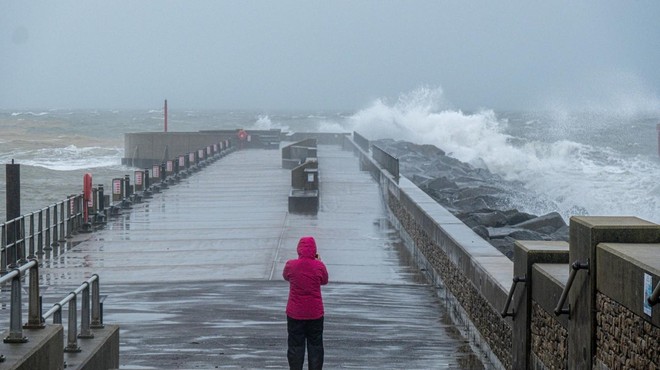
0;105;659;224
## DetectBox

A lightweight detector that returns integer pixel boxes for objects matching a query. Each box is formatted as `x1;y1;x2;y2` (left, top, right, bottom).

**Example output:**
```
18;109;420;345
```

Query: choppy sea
1;90;659;224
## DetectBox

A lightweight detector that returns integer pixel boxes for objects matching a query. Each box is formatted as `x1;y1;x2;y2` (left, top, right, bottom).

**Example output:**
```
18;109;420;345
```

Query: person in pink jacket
283;236;329;370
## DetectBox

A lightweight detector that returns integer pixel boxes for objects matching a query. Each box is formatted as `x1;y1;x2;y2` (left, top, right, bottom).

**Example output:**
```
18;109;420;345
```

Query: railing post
53;303;63;324
75;195;82;232
76;194;84;232
45;206;52;250
9;220;17;267
59;200;65;242
4;270;27;343
18;216;26;264
0;224;6;274
79;282;93;338
24;260;43;329
66;197;73;238
64;292;81;352
91;274;104;328
96;184;107;224
51;203;59;247
28;213;35;259
37;209;44;255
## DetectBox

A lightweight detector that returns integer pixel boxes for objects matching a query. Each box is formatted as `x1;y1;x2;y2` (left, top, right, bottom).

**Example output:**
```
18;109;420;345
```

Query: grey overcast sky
1;1;659;111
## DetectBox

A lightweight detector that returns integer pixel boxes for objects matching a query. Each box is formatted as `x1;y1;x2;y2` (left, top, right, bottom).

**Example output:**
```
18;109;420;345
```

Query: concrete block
568;216;660;370
597;243;660;326
288;190;319;214
0;325;63;370
63;325;119;370
511;240;569;368
532;263;570;328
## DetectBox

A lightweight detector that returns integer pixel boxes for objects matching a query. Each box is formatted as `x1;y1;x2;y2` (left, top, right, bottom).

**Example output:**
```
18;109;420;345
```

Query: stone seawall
388;197;512;369
531;301;568;369
596;293;659;369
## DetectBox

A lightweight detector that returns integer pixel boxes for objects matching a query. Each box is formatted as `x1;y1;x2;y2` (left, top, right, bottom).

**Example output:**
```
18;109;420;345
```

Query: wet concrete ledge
63;325;120;370
0;325;63;370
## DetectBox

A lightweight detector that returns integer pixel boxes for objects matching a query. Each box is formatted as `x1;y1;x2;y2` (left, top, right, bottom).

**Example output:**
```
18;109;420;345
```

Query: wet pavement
23;146;487;368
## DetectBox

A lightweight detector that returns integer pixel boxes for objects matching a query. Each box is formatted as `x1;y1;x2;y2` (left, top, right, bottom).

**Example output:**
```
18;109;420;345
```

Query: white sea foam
251;115;290;132
8;145;123;171
346;87;660;223
10;111;49;117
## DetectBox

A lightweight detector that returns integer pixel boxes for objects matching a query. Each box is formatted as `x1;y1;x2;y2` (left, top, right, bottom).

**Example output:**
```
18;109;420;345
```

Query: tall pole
164;99;168;133
6;160;20;246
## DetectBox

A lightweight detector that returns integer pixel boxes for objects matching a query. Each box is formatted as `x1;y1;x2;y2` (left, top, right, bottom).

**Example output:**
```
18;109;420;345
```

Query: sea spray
346;87;660;223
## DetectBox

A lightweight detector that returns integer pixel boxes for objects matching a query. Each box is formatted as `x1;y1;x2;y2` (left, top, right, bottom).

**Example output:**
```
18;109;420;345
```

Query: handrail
42;274;102;353
0;194;84;272
648;281;660;307
554;259;590;316
1;259;42;345
500;275;527;318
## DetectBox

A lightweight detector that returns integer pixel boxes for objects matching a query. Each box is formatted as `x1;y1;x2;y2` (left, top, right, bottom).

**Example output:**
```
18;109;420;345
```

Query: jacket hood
297;236;317;258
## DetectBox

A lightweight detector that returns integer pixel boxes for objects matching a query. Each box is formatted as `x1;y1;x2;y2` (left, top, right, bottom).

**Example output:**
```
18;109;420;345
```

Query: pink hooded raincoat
283;237;329;320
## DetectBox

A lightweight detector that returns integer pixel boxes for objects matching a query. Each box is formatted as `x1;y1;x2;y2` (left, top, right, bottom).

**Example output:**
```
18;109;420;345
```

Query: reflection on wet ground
3;146;488;368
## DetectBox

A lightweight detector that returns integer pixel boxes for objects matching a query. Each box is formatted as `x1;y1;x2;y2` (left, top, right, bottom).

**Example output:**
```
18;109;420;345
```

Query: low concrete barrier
282;138;317;169
63;325;119;370
285;139;319;214
0;326;63;370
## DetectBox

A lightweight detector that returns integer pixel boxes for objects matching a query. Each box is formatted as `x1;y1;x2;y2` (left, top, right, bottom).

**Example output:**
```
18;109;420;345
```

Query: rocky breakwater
374;139;570;259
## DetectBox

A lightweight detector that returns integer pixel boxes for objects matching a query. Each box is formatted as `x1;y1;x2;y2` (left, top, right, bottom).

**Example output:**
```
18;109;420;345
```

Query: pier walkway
36;146;486;368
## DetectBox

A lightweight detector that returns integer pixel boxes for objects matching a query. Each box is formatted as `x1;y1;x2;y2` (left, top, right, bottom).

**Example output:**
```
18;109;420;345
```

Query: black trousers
287;316;324;370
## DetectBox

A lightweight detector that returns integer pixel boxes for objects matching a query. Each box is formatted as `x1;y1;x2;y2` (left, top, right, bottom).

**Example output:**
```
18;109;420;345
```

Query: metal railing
554;259;590;316
1;195;84;274
0;265;104;361
0;259;42;348
42;274;104;353
648;281;660;307
501;275;527;318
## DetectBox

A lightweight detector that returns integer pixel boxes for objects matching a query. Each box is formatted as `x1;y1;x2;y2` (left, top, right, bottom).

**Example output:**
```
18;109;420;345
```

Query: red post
83;173;92;223
164;99;168;133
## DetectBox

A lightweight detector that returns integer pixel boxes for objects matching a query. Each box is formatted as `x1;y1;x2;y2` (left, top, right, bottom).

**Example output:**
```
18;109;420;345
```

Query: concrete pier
28;146;487;368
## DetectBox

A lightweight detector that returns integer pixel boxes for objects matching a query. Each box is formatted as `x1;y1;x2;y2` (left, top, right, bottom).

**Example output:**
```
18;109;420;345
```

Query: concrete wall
568;217;660;369
286;132;348;145
0;324;119;370
595;243;659;369
530;264;569;369
63;325;120;370
123;132;234;167
0;326;63;370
